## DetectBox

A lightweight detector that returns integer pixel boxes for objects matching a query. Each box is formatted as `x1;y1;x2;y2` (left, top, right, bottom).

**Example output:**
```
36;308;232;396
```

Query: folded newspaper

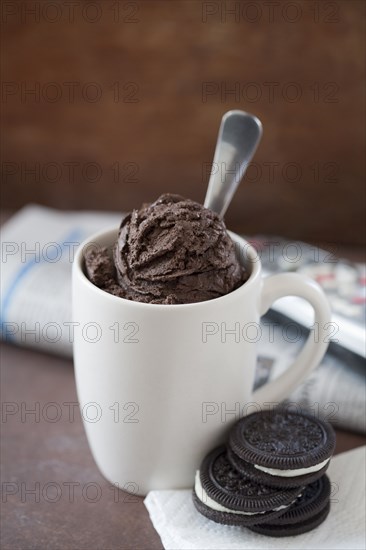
1;205;365;434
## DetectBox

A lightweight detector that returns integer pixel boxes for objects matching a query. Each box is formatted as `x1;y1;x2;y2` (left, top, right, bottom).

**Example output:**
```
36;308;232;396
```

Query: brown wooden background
1;0;365;245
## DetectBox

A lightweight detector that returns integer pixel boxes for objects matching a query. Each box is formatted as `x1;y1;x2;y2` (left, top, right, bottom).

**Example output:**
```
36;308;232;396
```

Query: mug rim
73;226;262;309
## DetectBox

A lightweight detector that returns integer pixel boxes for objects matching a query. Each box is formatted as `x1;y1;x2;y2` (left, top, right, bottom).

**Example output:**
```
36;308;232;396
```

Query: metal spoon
204;110;262;218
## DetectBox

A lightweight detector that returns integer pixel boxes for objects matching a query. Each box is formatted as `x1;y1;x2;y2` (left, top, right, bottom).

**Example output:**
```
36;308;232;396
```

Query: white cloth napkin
144;446;366;550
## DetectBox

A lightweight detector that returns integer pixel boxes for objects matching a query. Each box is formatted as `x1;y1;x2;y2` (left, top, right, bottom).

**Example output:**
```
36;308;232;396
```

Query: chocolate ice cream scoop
85;194;247;304
113;194;246;304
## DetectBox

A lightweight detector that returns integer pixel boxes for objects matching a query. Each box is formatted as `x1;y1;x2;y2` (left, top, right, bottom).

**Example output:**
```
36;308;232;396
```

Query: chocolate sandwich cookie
227;446;330;489
248;475;331;537
229;410;336;488
192;446;302;527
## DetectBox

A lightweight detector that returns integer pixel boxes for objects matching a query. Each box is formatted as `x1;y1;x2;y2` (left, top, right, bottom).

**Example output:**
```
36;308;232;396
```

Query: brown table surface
1;343;365;550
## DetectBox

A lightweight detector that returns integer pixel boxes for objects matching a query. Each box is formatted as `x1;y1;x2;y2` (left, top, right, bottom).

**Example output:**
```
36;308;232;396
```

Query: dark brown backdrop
1;0;365;245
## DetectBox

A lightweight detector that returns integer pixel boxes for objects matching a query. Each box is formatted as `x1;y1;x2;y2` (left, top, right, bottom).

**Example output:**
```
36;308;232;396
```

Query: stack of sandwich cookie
193;409;335;537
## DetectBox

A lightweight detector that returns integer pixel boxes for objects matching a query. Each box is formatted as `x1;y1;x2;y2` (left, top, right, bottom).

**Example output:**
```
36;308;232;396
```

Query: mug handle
252;273;332;405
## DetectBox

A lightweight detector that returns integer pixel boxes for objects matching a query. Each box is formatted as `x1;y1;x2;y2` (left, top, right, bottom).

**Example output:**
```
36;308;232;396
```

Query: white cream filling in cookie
254;457;330;477
194;470;293;516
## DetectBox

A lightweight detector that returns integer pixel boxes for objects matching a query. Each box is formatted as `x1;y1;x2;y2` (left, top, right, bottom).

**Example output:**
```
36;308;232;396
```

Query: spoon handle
204;110;262;218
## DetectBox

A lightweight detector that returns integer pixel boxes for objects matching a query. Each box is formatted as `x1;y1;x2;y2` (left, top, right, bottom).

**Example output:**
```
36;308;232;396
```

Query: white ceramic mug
72;228;331;495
